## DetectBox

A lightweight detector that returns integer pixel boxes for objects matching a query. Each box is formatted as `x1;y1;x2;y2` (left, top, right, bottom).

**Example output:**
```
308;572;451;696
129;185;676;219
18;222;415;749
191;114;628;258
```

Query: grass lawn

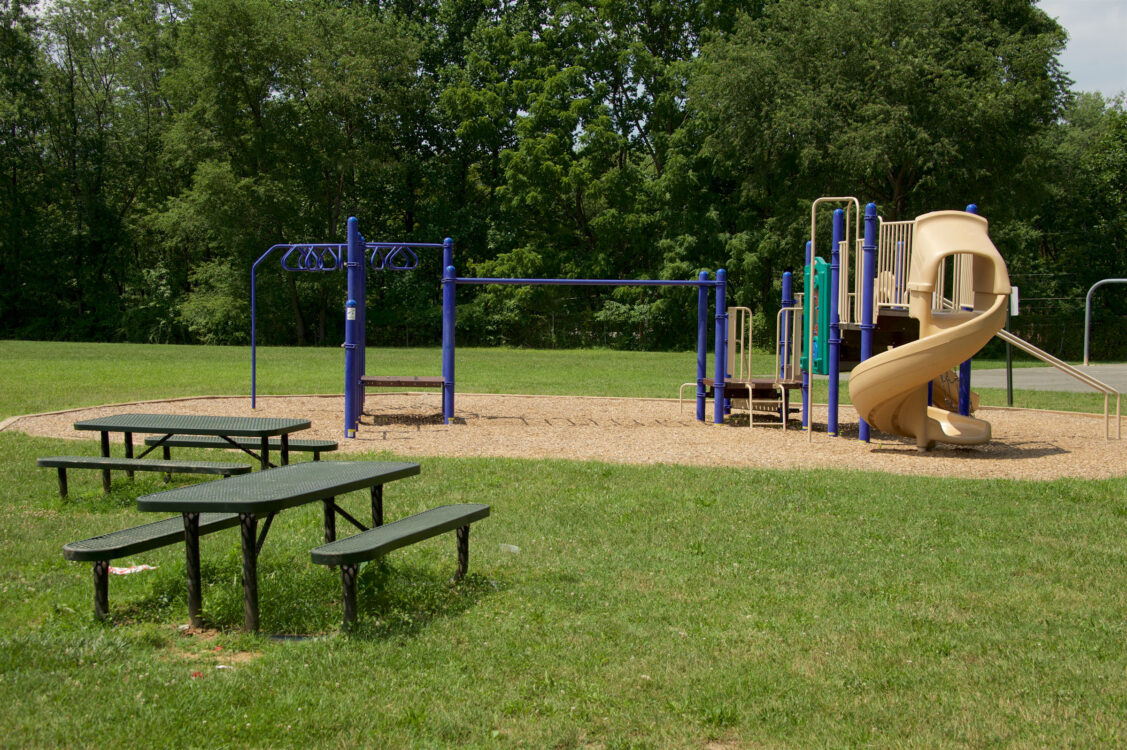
1;341;1125;747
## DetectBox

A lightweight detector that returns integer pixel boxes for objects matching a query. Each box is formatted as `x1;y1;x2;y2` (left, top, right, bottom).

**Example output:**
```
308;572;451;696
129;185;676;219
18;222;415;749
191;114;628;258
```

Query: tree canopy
1;0;1123;357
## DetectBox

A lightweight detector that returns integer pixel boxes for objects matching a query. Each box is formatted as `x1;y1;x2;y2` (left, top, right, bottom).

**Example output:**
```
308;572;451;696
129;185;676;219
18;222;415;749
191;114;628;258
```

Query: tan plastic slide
848;211;1011;450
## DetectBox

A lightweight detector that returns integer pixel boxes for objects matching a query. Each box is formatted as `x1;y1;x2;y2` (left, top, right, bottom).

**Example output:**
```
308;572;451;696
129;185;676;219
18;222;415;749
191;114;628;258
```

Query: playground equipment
251;218;734;437
848;210;1011;449
783;198;1121;446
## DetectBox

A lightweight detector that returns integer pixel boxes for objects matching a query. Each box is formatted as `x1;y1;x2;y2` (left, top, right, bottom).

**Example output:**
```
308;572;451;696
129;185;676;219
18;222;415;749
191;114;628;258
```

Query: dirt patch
5;392;1123;480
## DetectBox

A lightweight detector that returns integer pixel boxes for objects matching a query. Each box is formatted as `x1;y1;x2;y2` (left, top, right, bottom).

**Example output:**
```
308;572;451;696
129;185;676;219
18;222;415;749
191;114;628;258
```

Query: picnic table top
73;413;311;437
136;460;420;514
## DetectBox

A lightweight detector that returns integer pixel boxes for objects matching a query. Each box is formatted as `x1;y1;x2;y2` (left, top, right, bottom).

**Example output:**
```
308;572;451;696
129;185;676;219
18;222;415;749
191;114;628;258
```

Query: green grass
2;339;1113;421
1;341;1125;746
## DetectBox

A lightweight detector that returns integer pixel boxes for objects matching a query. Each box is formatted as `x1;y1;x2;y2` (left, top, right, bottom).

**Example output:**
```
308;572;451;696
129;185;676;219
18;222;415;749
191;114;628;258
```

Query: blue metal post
859;203;878;442
251;268;258;410
442;239;455;424
696;271;709;421
713;269;727;424
957;204;977;416
828;209;843;436
345;217;362;435
781;270;794;423
442;265;456;424
344;299;358;438
802;241;812;429
442;238;454;281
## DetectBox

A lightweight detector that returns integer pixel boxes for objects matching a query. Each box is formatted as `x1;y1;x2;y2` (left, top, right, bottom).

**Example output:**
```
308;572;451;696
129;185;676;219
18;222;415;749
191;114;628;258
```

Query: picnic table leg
124;432;134;480
259;436;269;471
281;433;290;466
56;467;68;498
371;485;383;527
99;431;111;493
240;513;259;632
93;560;110;620
183;513;202;628
453;525;470;582
323;497;336;544
341;563;359;627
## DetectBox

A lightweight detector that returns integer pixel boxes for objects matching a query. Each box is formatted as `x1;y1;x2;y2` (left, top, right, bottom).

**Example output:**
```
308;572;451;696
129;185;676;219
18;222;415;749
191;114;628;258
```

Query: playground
10;389;1124;480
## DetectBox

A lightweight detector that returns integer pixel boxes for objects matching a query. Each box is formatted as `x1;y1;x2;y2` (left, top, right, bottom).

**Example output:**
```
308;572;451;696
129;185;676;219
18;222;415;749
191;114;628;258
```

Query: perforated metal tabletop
137;461;420;514
73;413;310;437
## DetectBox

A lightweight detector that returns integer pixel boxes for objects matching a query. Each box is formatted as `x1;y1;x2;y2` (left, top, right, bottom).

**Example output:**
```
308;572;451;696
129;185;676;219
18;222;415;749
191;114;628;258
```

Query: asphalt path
970;363;1127;394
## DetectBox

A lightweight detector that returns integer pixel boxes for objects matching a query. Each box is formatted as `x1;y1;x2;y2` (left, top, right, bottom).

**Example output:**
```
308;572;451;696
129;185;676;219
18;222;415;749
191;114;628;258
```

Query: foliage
1;0;1123;356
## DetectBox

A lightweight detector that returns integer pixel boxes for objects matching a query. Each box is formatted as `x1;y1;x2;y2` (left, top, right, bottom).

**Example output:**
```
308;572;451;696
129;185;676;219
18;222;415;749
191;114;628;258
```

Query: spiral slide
848;211;1011;450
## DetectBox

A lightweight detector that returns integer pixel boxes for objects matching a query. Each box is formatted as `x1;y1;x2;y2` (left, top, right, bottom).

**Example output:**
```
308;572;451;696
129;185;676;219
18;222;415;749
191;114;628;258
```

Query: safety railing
995;328;1121;440
777;302;803;383
726;307;753;382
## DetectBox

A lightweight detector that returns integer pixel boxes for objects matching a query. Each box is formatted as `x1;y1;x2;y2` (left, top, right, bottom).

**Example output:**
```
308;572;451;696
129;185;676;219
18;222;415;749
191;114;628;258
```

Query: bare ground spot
4;392;1123;480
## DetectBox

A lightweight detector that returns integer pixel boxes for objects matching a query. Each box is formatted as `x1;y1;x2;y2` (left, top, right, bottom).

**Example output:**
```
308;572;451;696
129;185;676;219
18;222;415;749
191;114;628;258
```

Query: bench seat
360;375;445;389
64;512;241;619
37;456;252;497
143;435;338;460
311;503;490;626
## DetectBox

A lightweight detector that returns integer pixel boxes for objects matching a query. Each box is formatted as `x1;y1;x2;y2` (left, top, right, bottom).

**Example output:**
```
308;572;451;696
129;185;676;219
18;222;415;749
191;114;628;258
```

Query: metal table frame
73;414;312;489
137;461;420;631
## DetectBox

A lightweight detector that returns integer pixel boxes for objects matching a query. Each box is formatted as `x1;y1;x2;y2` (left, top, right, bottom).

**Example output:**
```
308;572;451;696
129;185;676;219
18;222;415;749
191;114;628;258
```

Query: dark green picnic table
73;414;312;485
137;460;420;631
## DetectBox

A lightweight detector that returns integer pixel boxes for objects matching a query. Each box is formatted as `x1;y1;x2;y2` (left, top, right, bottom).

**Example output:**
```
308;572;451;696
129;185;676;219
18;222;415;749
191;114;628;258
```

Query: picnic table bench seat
37;456;252;497
63;512;241;619
143;435;338;461
311;503;490;626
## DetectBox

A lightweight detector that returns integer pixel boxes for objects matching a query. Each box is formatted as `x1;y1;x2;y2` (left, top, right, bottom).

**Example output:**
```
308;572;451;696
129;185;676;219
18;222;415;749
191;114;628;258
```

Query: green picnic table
136;460;420;631
73;414;312;489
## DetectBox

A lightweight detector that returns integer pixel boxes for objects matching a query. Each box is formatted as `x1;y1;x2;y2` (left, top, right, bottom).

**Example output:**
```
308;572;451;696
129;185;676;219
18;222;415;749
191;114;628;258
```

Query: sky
1038;0;1126;99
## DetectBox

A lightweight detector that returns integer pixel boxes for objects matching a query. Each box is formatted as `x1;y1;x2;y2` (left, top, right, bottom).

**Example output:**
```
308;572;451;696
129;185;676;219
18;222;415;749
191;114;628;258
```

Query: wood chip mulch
5;393;1123;480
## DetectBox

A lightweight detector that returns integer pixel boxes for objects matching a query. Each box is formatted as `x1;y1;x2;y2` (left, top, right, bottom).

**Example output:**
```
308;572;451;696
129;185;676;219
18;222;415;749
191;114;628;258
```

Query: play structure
754;198;1121;447
250;202;1119;445
250;218;734;437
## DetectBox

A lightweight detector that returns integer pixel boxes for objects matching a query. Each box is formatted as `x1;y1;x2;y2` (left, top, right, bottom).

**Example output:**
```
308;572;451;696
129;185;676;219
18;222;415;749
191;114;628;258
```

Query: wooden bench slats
311;503;490;566
360;376;445;389
63;513;241;561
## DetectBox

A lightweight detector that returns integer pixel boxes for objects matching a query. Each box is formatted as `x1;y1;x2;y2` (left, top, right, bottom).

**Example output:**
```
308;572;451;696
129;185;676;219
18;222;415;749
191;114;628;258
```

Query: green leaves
3;0;1117;356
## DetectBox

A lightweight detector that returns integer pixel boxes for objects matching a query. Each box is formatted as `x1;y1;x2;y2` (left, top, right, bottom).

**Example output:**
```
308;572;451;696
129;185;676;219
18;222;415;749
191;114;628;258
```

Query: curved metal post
1085;279;1127;366
858;203;878;443
828;209;843;436
250;244;289;408
442;265;456;424
697;271;709;421
713;270;727;424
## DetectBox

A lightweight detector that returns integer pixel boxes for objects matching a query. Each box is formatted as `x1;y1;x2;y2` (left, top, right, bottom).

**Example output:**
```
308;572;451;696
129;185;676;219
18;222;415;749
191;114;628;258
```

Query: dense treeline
1;0;1124;357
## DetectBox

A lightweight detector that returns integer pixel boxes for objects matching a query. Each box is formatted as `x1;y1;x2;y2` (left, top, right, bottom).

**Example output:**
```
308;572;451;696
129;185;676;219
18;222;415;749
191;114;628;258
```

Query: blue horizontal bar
365;242;445;249
455;277;718;287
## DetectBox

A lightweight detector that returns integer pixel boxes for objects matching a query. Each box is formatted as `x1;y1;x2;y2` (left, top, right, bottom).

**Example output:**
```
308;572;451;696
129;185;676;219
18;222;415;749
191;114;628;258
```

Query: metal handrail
996;328;1121;440
1083;278;1127;366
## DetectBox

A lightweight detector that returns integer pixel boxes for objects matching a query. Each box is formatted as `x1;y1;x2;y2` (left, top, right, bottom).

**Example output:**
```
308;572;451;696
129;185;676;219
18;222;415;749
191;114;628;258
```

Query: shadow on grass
122;554;496;640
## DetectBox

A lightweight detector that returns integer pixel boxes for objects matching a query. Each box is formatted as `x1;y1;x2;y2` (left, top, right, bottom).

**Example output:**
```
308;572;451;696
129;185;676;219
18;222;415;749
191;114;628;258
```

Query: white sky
1039;0;1126;99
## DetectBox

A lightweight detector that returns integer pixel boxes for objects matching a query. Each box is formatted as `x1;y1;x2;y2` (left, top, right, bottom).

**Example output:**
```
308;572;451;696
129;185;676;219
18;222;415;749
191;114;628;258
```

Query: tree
690;0;1069;320
0;1;45;335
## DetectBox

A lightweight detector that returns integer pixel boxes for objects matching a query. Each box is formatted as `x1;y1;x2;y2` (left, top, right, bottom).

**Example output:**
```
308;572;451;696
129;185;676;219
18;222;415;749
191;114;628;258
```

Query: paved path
971;364;1127;393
